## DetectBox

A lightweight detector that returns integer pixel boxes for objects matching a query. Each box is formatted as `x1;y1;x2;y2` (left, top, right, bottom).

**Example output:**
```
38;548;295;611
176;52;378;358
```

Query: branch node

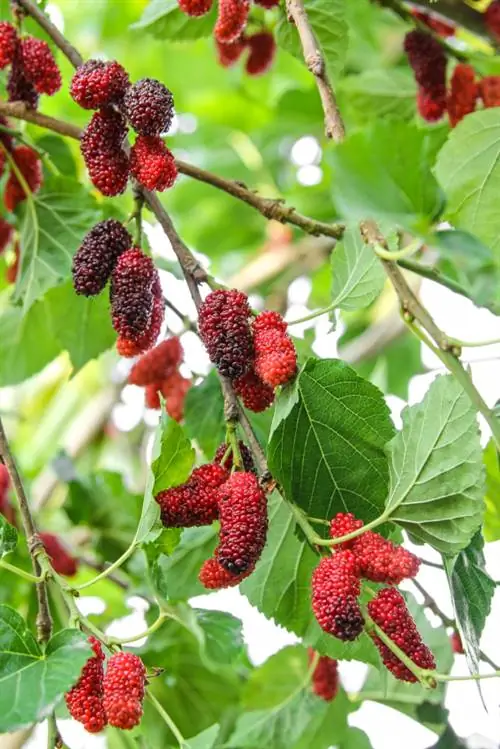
306;52;324;76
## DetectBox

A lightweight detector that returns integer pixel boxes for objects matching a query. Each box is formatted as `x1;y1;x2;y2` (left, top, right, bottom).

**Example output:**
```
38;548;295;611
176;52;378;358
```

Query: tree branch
14;0;83;68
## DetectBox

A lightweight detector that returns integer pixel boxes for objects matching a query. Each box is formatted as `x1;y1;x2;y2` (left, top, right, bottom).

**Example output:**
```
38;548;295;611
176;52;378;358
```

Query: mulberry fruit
214;440;255;473
245;32;276;76
478;76;500;108
404;30;447;122
0;218;13;254
72;219;132;296
416;87;447;122
21;37;61;95
198;289;253;379
253;311;297;388
5;241;20;284
123;78;174;136
311;551;364;642
216;37;246;67
4;146;43;211
40;532;79;577
80;108;130;197
233;369;275;412
179;0;213;16
328;512;363;548
447;64;477;127
214;0;250;44
368;588;435;682
102;652;146;730
0;462;9;494
0;463;15;526
65;637;107;734
116;280;164;357
145;382;162;410
216;471;267;574
155;463;228;527
451;631;464;654
308;649;339;702
7;50;39;109
410;9;455;37
161;370;191;422
130;135;177;192
0;22;17;69
70;59;130;109
110;248;156;340
199;557;253;589
128;336;182;385
485;0;500;41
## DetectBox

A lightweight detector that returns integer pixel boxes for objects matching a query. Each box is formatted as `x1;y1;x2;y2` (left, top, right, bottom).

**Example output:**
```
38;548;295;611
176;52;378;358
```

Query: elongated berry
65;637;107;733
161;370;191;422
478;76;500;108
214;0;250;44
199;557;253;589
368;588;436;682
233;369;275;412
245;32;276;76
80;108;130;197
308;649;339;702
7;47;39;109
311;551;364;641
216;471;267;574
216;37;246;67
72;219;132;296
0;22;16;69
70;59;130;109
404;30;447;122
123;78;174;136
110;248;156;341
129;336;182;385
21;37;61;95
40;532;79;577
116;278;164;357
447;64;477;127
451;631;463;654
4;145;43;211
179;0;213;16
253;310;297;387
130;135;177;192
199;289;253;378
155;463;228;527
103;652;146;730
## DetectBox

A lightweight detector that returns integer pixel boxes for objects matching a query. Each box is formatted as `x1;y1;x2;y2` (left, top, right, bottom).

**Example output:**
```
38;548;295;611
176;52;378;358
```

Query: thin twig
397;257;473;302
15;0;83;68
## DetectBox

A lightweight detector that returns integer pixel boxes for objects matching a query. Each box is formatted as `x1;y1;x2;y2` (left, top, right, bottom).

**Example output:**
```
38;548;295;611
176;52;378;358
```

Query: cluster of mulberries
156;462;228;527
198;290;296;412
308;649;339;702
66;645;146;733
71;61;176;196
40;532;79;577
177;0;278;76
404;30;447;122
128;337;191;420
0;22;61;110
0;462;16;526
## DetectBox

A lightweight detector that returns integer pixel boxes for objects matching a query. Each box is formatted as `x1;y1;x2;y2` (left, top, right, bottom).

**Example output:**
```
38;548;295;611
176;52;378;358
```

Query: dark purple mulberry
123;78;174;136
80;108;130;196
7;46;39;109
110;248;156;341
72;219;132;296
198;289;253;379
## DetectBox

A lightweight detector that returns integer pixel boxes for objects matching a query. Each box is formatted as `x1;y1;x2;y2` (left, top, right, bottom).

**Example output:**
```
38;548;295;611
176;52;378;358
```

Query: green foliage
0;515;17;557
184;370;225;459
135;0;218;40
330;226;386;311
483;439;500;541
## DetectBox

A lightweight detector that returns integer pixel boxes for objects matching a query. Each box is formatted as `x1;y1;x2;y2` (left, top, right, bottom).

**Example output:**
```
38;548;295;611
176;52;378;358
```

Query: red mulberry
123;78;174;136
102;652;146;730
417;87;447;122
253;311;297;388
485;0;500;41
0;463;15;526
447;64;477;127
478;76;500;108
0;219;13;254
65;637;107;734
233;369;275;412
0;22;17;69
161;370;191;422
410;9;455;37
72;219;132;296
311;551;364;642
214;440;255;473
245;32;276;76
80;108;130;197
368;588;436;682
199;289;253;379
451;631;463;654
130;135;177;192
40;532;79;577
155;463;228;527
214;0;250;44
199;557;253;589
4;145;43;211
308;649;339;702
21;37;61;95
110;248;156;341
216;471;267;574
404;30;447;122
70;60;130;109
128;337;182;386
179;0;213;16
216;37;246;67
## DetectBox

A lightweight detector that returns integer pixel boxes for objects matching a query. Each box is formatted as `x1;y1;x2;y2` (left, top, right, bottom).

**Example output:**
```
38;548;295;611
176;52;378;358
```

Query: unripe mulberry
0;218;13;254
179;0;213;16
80;108;130;197
72;219;132;297
311;551;364;641
110;248;156;341
102;652;146;730
198;289;253;379
253;311;297;388
214;0;250;44
447;64;477;127
7;51;39;109
216;37;246;67
404;30;447;122
40;532;79;577
5;241;20;284
308;649;339;702
4;146;43;211
21;37;61;95
214;440;255;473
368;588;436;682
478;76;500;108
128;336;182;385
233;369;275;412
485;0;500;41
70;59;130;109
155;463;228;527
199;557;253;589
123;78;174;136
117;281;164;357
130;135;177;192
0;23;17;69
216;471;267;574
451;631;463;654
245;32;276;76
65;637;107;734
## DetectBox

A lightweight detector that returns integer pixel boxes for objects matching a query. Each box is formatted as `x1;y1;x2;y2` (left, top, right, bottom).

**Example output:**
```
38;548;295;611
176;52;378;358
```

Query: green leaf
483;439;500;541
330;226;386;311
184;370;225;459
385;375;484;554
151;526;217;601
340;728;373;749
133;0;218;40
444;533;495;677
0;515;17;558
276;0;348;82
0;607;92;732
268;358;394;522
35;134;77;177
435;108;500;258
339;68;417;122
13;176;100;312
243;646;309;710
152;415;195;495
196;610;245;667
330;121;444;234
188;725;220;749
